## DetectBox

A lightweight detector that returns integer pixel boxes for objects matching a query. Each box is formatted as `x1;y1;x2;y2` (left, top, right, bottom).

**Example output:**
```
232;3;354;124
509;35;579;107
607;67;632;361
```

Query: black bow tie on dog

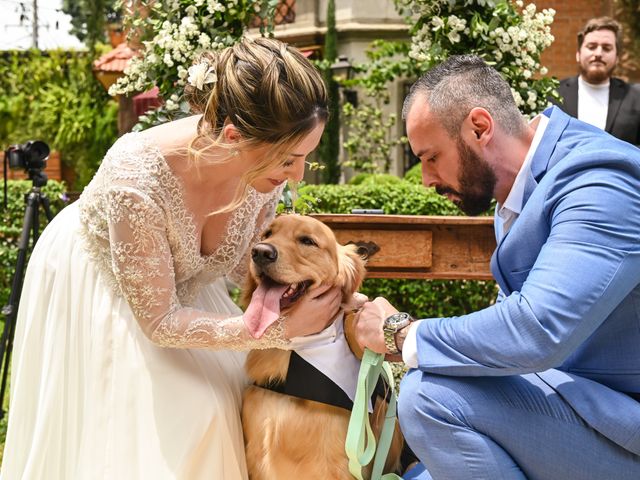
258;351;390;411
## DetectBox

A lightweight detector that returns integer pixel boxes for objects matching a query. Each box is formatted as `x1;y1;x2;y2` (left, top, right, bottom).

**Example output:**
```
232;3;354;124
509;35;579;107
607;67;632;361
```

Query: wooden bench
311;214;496;281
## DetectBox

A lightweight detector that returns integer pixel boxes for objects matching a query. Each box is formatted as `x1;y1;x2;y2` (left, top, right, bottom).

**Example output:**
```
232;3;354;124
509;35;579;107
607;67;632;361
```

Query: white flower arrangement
109;0;263;101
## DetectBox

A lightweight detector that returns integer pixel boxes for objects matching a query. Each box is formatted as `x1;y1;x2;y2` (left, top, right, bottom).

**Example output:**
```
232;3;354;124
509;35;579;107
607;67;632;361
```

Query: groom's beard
452;138;496;216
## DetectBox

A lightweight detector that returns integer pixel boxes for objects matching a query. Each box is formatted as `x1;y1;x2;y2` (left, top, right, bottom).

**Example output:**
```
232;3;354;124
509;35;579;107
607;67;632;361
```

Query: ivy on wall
0;50;119;189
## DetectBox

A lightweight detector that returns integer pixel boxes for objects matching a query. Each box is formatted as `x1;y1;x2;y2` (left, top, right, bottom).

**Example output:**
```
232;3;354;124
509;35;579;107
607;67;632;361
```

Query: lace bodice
77;132;288;350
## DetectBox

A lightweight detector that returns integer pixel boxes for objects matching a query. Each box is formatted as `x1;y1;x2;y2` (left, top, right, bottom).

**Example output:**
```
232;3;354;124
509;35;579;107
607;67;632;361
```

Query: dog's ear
240;269;258;310
336;243;367;300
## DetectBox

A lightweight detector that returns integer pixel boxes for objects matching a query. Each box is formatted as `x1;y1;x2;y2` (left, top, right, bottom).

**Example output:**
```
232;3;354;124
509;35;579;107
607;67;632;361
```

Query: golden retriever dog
240;214;403;480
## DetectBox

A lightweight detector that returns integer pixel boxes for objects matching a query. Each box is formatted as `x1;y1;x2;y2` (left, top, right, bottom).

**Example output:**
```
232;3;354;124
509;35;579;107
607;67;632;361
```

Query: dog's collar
259;351;390;411
257;312;390;411
286;311;363;405
261;350;357;411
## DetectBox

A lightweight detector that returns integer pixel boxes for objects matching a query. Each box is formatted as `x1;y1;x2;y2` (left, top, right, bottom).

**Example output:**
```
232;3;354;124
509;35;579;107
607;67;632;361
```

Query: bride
1;37;340;479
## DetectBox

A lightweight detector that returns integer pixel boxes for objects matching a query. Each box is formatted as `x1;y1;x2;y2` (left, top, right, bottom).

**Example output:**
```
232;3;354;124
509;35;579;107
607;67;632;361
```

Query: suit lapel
530;107;569;181
560;77;579;117
491;166;539;295
491;107;570;294
605;78;625;133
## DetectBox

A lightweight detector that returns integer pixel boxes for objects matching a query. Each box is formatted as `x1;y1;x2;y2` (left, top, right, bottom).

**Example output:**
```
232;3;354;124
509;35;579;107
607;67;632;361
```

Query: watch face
385;312;411;330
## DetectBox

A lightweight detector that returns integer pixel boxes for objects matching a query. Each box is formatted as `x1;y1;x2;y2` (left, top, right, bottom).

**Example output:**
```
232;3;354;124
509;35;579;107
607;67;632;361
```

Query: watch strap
383;313;413;355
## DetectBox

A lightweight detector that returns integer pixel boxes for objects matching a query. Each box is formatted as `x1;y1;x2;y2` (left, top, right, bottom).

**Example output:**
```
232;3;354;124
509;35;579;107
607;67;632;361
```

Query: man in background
554;16;640;147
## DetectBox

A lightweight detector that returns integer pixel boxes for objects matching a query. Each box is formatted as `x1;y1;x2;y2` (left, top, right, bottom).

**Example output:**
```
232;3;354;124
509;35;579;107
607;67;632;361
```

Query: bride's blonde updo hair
183;36;328;212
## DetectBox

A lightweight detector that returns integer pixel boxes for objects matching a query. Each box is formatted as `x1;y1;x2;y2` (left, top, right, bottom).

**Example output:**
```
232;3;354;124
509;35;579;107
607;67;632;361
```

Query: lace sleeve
105;187;289;350
226;186;281;286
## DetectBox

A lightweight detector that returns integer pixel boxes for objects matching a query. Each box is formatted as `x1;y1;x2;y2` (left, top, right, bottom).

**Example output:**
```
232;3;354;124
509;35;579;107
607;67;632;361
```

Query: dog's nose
252;243;278;266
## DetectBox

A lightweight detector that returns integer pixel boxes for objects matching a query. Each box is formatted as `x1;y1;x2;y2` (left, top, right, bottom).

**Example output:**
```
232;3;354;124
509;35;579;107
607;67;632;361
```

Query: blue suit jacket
414;106;640;455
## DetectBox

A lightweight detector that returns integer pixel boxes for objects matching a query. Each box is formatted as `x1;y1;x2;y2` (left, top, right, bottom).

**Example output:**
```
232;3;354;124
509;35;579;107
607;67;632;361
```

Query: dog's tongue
244;282;289;339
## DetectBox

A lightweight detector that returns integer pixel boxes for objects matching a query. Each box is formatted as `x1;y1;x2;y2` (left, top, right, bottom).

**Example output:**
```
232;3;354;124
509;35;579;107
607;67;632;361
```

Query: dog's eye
298;235;317;247
262;229;272;239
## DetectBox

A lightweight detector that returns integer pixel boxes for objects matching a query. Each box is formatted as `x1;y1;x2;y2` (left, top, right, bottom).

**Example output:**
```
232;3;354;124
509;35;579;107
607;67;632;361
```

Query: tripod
0;168;53;420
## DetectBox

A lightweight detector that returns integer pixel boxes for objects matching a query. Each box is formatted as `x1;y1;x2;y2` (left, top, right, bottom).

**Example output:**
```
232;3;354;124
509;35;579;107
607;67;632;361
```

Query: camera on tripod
4;140;50;171
1;138;54;419
3;140;50;201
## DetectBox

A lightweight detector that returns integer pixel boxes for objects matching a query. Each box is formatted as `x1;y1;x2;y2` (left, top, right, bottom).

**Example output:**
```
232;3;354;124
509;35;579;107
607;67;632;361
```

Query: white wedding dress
1;132;287;480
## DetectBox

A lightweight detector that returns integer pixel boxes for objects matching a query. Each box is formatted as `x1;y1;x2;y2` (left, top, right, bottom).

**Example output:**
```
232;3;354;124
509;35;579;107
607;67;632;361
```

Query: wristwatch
383;312;413;355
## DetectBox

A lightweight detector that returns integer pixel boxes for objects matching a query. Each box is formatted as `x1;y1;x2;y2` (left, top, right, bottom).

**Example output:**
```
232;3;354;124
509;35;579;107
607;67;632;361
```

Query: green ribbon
345;348;402;480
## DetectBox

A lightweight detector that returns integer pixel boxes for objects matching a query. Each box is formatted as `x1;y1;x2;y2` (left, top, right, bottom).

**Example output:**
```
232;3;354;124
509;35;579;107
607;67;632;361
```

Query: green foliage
0;410;6;465
339;38;409;175
0;50;119;189
360;278;496;320
615;0;640;65
348;40;413;101
318;79;342;183
300;178;498;321
403;162;422;184
348;173;403;186
0;180;68;316
342;101;407;174
277;182;320;215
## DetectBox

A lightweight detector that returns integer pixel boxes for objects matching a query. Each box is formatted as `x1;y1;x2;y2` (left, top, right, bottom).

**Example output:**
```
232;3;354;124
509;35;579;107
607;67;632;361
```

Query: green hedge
0;180;68;312
0;50;118;189
299;173;498;319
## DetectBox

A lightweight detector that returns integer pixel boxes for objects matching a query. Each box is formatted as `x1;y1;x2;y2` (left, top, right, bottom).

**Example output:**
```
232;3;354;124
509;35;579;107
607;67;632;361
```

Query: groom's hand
354;297;398;356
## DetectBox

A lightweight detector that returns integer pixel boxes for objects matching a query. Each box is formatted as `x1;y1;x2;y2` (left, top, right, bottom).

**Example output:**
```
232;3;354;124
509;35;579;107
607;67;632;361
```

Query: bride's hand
284;285;342;339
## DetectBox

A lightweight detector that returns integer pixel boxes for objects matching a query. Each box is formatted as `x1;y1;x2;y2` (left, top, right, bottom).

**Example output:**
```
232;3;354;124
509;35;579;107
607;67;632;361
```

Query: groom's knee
398;370;470;448
398;369;428;450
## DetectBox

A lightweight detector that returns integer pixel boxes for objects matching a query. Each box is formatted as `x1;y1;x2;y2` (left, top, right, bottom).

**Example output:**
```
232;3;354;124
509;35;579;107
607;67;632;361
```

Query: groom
354;55;640;479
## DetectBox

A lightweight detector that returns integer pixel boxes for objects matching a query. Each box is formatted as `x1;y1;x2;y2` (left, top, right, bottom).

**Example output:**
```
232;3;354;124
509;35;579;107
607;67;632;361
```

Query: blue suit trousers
399;368;640;480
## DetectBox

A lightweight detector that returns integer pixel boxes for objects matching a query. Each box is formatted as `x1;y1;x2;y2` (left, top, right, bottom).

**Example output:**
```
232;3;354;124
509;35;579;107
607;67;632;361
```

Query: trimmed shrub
300;182;461;216
403;163;422;185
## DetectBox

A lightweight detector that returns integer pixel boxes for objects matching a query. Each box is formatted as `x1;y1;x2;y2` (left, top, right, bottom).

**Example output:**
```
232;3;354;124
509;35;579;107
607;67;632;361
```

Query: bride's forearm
148;307;291;350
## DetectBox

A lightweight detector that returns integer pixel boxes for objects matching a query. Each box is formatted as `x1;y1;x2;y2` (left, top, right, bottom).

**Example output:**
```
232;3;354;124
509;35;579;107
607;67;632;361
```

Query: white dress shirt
402;114;550;368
